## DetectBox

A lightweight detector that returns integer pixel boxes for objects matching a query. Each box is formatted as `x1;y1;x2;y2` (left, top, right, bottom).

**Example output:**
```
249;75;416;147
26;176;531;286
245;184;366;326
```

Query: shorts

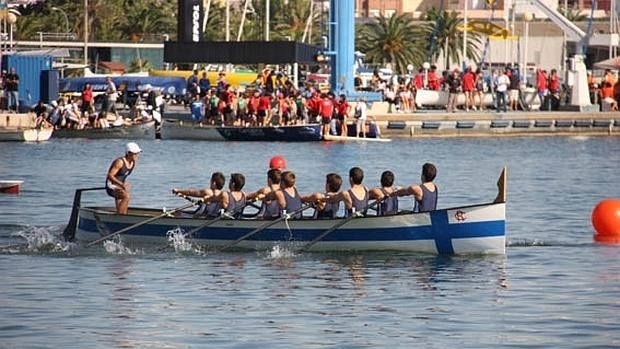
509;90;519;100
321;116;331;125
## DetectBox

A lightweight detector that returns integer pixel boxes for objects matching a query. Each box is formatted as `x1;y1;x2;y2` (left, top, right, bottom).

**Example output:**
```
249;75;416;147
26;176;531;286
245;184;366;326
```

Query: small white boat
0;128;53;142
415;89;542;110
0;180;24;194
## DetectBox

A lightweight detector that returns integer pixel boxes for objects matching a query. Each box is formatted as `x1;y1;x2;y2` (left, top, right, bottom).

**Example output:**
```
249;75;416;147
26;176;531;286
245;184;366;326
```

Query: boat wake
506;238;594;248
0;226;77;254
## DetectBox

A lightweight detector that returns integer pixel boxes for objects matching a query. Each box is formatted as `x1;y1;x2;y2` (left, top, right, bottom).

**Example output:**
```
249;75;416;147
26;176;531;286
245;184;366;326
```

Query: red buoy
269;156;287;170
591;199;620;244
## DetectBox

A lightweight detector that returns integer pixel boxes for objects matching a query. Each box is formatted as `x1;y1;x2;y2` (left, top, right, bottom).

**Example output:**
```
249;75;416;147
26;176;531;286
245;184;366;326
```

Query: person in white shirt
494;70;510;112
354;97;368;138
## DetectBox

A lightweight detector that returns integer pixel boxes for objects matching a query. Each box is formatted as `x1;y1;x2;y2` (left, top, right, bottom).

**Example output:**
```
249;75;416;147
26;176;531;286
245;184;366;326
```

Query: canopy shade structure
164;41;322;64
594;57;620;70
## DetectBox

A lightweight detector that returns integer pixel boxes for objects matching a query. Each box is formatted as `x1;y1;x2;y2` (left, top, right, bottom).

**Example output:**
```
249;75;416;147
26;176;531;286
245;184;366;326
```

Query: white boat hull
75;202;506;255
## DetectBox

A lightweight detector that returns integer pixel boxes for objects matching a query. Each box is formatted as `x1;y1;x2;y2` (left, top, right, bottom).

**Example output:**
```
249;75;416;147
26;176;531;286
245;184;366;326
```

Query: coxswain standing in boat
106;142;141;214
391;163;438;212
369;170;400;216
172;172;226;218
302;173;343;219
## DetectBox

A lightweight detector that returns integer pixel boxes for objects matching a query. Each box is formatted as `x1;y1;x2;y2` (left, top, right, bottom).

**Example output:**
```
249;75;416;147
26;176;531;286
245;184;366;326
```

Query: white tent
593;57;620;70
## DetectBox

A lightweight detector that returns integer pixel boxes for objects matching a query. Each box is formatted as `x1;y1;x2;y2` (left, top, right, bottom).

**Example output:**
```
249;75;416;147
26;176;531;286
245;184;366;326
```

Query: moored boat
53;121;156;139
0;127;53;142
0;180;24;194
160;119;387;142
66;169;507;255
161;119;323;141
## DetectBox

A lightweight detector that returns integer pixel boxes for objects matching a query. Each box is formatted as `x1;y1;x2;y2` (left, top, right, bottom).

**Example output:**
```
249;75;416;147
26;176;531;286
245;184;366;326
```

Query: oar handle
86;200;201;247
299;198;385;252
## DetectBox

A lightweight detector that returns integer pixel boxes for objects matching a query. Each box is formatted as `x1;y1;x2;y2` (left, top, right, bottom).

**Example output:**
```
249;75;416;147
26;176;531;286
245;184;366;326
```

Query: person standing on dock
494;70;509;113
5;67;19;113
106;142;142;215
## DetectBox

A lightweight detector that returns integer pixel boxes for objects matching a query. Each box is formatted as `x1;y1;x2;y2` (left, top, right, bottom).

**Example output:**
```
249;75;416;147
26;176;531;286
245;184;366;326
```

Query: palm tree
356;14;429;75
425;7;483;69
270;0;322;43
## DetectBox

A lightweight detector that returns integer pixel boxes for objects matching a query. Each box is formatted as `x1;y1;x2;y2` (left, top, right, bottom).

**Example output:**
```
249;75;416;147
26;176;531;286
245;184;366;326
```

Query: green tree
356;14;429;75
425;7;483;69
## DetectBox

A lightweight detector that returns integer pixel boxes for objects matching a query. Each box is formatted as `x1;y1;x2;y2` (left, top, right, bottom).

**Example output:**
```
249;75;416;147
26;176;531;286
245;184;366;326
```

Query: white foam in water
166;227;202;253
12;226;76;253
102;239;141;255
267;244;296;259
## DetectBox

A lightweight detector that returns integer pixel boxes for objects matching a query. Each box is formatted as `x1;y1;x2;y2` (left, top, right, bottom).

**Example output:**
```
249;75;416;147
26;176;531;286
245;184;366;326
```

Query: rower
172;172;225;217
302;173;343;219
247;168;282;220
391;163;438;212
259;171;304;219
369;170;399;216
221;173;249;218
105;142;141;214
324;167;369;217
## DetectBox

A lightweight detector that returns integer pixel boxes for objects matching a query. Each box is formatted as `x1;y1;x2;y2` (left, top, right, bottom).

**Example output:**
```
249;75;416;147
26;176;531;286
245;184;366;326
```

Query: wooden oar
63;187;107;241
298;199;385;253
219;203;314;251
86;199;202;247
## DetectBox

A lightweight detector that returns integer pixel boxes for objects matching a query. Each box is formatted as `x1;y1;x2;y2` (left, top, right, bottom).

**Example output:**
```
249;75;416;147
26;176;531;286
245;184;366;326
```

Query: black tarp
164;41;321;64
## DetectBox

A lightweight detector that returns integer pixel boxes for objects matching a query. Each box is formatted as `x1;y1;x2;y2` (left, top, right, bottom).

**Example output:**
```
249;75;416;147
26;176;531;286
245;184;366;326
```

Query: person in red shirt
247;91;260;126
427;65;439;90
335;94;350;136
462;66;476;111
277;93;290;126
306;91;321;122
257;92;272;126
318;93;334;137
536;68;548;110
547;69;560;111
81;83;94;115
414;69;424;90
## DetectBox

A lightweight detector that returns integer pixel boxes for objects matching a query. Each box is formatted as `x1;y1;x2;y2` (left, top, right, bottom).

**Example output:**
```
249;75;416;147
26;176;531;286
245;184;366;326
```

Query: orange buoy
591;199;620;244
269;155;287;170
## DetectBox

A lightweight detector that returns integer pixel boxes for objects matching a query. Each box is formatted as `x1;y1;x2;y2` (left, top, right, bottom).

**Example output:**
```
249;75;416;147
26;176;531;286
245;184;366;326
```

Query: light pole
83;0;88;66
51;6;69;33
423;62;430;89
522;12;533;85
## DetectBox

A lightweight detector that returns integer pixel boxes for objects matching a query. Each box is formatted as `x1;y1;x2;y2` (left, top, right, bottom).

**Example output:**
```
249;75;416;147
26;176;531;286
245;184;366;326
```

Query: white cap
126;142;142;154
50;100;58;107
145;84;153;90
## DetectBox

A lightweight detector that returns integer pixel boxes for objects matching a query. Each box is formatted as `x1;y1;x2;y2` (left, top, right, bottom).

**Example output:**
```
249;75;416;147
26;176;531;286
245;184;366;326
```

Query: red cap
269;156;287;170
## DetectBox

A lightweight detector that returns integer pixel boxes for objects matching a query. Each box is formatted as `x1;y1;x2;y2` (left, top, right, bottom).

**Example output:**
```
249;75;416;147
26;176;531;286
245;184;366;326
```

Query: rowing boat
53;121;156;139
67;168;507;255
161;119;323;141
160;119;387;142
0;127;53;142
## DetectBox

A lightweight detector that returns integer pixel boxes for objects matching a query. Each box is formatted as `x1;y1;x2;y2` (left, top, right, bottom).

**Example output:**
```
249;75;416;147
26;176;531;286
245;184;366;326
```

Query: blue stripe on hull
79;217;504;245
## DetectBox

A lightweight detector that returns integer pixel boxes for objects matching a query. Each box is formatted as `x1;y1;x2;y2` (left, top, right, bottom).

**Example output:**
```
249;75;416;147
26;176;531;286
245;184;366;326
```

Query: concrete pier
367;103;620;138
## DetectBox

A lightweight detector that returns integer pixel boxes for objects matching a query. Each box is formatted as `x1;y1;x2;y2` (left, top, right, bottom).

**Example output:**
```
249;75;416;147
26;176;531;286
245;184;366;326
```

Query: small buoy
269;155;287;170
591;199;620;244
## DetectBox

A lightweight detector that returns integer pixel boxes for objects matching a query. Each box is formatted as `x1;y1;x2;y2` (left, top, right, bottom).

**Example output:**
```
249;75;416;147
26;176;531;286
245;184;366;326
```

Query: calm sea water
1;136;619;348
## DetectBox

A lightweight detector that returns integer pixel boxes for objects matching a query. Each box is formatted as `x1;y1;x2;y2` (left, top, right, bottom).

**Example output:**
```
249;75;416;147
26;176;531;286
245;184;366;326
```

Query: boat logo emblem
454;210;467;222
